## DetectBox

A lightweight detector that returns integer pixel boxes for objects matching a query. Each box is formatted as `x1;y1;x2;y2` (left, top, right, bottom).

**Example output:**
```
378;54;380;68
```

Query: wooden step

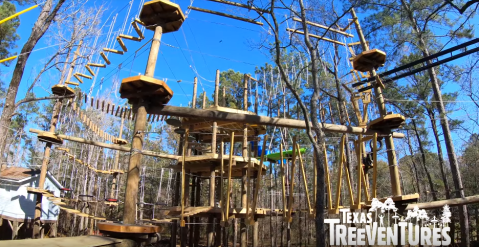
75;73;92;79
132;21;145;39
103;48;124;55
134;18;145;26
87;63;106;68
65;81;79;86
100;52;111;65
85;65;95;76
73;74;83;83
116;37;128;52
119;34;142;41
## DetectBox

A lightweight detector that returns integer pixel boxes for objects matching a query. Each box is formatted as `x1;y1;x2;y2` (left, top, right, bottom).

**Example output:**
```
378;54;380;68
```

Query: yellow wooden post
334;135;345;211
251;135;268;225
353;135;362;209
287;137;297;222
180;130;189;227
372;133;378;199
297;143;312;216
344;152;355;205
323;142;332;211
224;132;235;223
280;144;287;221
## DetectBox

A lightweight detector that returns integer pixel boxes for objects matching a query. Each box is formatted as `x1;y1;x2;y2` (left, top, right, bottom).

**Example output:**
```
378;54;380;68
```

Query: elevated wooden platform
368;114;405;130
352;49;386;72
170;153;267;177
119;75;173;106
139;0;185;33
38;132;63;145
52;84;75;96
0;236;123;247
98;222;161;234
182;106;267;141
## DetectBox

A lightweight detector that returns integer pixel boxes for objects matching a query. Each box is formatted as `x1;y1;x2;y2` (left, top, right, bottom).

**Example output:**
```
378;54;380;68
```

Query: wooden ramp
0;236;122;247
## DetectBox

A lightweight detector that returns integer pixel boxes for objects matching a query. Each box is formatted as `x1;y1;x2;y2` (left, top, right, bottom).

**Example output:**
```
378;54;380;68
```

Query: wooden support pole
298;143;312;215
148;105;405;138
225;132;235;222
292;17;354;37
280;144;287;221
123;25;164;224
372;133;378;199
351;8;402;196
206;0;271;13
287;137;297;222
405;195;479;210
188;6;264;26
353;134;362;209
34;41;81;238
251;135;267;224
180;131;189;228
192;77;197;108
287;28;346;46
334;135;345;211
323;142;332;211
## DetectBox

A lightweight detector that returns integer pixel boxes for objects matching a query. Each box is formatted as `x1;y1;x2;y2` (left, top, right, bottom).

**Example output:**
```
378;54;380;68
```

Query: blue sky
2;0;272;108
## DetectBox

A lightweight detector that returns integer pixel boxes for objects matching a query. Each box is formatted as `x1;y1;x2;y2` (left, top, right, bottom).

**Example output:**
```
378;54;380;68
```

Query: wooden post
280;144;287;220
372;133;378;199
33;41;82;238
203;91;207;109
353;134;362;209
298;143;312;215
123;25;163;224
222;86;226;107
110;116;125;201
240;74;248;247
351;8;401;196
192;77;198;108
224;132;235;221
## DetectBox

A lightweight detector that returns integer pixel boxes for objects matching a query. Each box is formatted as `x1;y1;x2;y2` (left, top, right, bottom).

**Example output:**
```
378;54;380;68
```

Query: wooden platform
119;75;173;106
182;106;267;141
38;132;63;145
352;49;386;72
98;222;161;234
170;153;267;177
139;0;185;33
0;236;123;247
367;114;405;130
165;206;269;218
52;84;75;96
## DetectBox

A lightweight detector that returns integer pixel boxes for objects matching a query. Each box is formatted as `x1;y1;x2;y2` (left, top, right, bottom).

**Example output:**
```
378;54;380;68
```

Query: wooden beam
29;129;180;160
206;0;271;13
287;28;346;46
292;17;354;37
406;195;479;210
224;132;235;223
188;6;263;26
148;105;405;138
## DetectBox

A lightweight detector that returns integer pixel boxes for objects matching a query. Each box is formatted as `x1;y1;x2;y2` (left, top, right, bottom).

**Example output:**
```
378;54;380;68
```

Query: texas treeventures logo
325;198;451;245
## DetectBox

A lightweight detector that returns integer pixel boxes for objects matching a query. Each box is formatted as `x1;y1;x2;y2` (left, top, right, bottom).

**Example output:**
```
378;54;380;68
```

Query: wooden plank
100;52;111;65
116;37;128;52
103;48;124;55
65;81;79;86
85;65;95;77
29;129;180;160
87;63;106;68
74;74;83;84
131;21;145;39
75;73;92;79
286;28;346;46
119;34;142;42
148;105;405;138
188;6;263;26
292;17;354;37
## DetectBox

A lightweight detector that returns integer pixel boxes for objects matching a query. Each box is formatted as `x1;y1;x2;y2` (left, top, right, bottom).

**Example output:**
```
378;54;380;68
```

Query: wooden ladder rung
134;18;145;26
100;52;111;65
103;48;124;55
74;74;83;84
87;63;106;68
116;37;128;52
132;21;145;39
119;34;142;42
85;65;95;77
75;73;92;79
65;81;79;86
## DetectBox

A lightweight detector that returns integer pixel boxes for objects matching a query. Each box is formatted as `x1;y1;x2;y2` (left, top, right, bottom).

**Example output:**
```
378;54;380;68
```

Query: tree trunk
411;119;438;201
406;132;422;196
0;0;66;163
427;108;451;199
400;1;469;244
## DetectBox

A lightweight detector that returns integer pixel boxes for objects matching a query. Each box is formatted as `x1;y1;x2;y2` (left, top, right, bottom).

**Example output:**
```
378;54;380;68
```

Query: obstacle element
51;84;75;96
113;138;128;145
352;49;386;72
368;113;406;130
139;0;185;33
37;132;63;145
119;75;174;106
